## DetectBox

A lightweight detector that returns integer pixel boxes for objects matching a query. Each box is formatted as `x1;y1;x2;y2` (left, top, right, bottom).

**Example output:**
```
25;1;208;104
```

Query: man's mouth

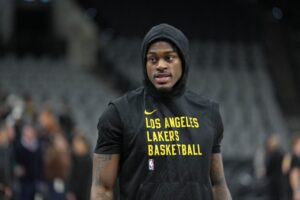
154;73;171;84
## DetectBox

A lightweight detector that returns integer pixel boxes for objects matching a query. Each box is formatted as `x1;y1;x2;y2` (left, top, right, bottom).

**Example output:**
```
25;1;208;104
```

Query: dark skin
146;41;182;92
91;41;232;200
91;154;119;200
211;153;232;200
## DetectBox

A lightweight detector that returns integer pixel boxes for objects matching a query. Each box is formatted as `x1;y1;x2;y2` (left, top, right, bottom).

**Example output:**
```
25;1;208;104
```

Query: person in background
0;123;13;200
68;131;92;200
22;93;38;125
44;133;71;200
264;133;284;200
282;134;300;200
58;102;75;144
14;124;43;200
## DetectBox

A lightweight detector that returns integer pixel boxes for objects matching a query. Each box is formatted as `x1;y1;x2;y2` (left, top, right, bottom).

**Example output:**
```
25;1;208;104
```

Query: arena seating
0;54;120;145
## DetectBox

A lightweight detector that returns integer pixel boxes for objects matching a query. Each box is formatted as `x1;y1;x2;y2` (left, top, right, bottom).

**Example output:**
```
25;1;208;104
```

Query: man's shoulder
185;90;219;107
110;87;144;105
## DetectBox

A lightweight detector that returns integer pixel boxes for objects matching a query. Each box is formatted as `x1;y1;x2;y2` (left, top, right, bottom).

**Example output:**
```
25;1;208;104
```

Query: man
282;134;300;200
91;23;232;200
264;134;284;200
14;124;44;200
0;124;13;200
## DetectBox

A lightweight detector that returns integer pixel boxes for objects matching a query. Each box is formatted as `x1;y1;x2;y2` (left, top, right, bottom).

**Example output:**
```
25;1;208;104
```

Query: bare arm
210;153;232;200
91;154;120;200
290;167;300;200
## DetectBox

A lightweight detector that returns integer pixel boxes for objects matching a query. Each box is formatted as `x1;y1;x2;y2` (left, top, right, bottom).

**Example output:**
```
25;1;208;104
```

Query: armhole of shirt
211;101;223;153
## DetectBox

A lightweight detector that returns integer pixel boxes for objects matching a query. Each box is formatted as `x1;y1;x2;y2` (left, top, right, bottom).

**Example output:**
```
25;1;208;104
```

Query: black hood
141;23;190;99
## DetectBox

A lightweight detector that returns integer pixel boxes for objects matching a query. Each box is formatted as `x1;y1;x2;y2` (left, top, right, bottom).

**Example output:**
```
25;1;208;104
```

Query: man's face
146;41;182;92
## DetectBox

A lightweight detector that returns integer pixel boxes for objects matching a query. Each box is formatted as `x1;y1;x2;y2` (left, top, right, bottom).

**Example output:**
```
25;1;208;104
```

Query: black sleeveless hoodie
95;23;224;200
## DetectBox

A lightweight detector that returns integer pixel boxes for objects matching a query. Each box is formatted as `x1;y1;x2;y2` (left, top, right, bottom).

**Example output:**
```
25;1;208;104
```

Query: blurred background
0;0;300;199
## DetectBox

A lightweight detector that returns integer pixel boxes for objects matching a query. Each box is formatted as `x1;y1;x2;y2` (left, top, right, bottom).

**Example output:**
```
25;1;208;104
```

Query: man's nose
156;59;167;70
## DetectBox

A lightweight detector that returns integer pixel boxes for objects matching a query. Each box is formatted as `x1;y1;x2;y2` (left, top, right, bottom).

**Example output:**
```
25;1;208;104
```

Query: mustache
154;72;171;78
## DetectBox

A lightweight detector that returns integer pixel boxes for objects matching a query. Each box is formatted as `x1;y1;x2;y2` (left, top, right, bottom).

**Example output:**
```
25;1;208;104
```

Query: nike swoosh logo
144;109;157;115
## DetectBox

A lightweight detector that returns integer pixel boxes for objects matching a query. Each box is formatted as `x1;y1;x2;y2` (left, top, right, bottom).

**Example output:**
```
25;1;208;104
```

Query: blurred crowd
0;89;92;200
263;132;300;200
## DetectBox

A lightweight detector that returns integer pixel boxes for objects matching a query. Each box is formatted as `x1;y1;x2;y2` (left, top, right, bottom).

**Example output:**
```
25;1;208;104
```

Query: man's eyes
148;57;157;63
147;55;176;63
165;55;174;62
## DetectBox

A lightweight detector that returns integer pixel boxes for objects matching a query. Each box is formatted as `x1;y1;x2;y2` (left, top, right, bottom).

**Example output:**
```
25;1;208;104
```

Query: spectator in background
38;106;61;136
38;106;62;150
0;123;13;200
22;93;38;125
264;133;284;200
68;131;92;200
282;134;300;200
5;94;25;143
44;133;71;200
14;124;44;200
58;102;75;144
0;90;11;122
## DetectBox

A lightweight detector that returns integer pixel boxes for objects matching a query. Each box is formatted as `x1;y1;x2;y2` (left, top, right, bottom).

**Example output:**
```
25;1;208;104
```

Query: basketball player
91;23;232;200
